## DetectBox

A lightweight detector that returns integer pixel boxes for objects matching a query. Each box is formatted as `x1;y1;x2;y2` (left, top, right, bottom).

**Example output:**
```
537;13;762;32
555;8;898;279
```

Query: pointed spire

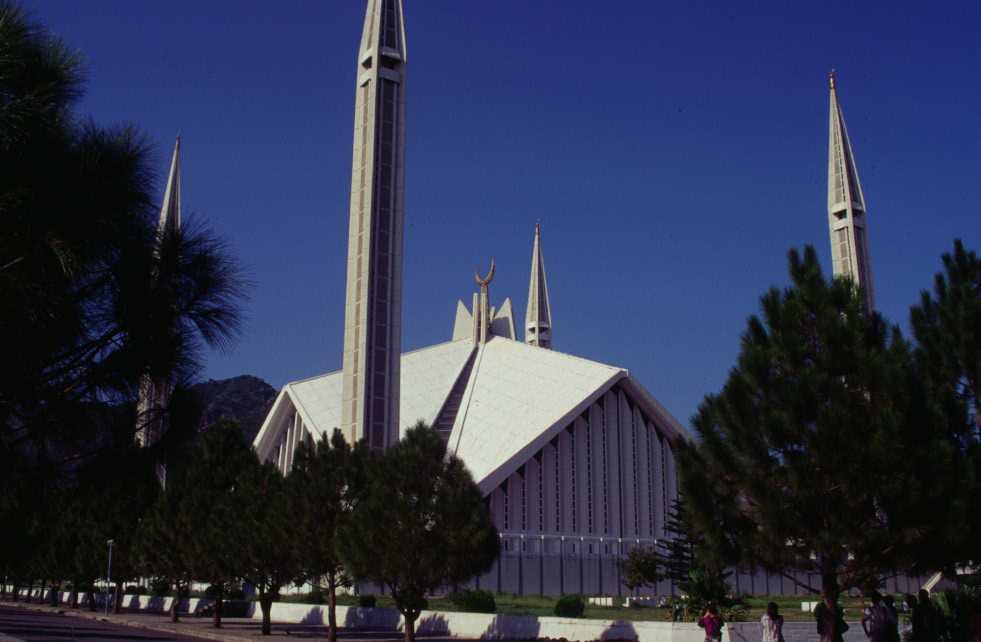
827;72;875;312
158;136;181;237
828;72;865;214
525;224;553;349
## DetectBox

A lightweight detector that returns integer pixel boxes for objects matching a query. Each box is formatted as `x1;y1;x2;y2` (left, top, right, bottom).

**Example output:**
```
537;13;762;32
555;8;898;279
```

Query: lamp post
105;539;114;616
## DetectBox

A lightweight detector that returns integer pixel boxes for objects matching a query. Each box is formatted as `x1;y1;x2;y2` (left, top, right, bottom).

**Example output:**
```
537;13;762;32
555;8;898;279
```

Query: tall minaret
137;136;182;485
827;72;874;312
525;224;553;349
340;0;407;449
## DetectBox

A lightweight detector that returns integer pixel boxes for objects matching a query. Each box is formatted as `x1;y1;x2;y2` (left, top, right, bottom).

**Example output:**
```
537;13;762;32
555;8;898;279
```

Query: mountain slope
192;375;277;444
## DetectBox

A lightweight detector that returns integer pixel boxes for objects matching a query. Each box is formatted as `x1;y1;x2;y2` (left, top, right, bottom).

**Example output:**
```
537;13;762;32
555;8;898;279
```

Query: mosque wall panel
604;390;622;539
542;553;562;595
621;392;639;539
499;554;520;595
559;427;574;536
542;440;558;534
600;548;620;596
581;545;600;595
575;416;591;535
636;408;652;539
562;540;581;594
527;455;542;534
586;406;602;535
664;440;677;515
650;425;665;539
506;473;520;533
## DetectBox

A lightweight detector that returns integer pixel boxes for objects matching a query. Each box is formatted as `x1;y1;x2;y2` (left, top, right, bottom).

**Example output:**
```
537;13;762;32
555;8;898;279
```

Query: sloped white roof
284;339;475;440
449;338;624;492
255;336;689;493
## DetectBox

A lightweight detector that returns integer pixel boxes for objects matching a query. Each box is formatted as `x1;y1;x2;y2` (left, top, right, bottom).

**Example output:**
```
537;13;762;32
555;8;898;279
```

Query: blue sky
31;1;981;429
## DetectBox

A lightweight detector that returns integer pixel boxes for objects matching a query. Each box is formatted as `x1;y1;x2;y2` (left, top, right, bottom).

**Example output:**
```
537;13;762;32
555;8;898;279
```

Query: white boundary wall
3;588;709;642
247;602;709;642
4;588;210;615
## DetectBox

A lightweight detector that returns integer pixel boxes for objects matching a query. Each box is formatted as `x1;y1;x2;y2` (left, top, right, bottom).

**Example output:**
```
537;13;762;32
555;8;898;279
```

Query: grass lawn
279;592;879;622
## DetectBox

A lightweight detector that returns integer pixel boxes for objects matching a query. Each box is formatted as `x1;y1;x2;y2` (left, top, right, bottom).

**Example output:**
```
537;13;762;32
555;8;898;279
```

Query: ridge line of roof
285;338;473;386
488;336;626;373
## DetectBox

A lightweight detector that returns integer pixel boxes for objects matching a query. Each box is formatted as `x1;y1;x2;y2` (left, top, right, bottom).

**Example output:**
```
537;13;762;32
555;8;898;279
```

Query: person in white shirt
761;601;785;642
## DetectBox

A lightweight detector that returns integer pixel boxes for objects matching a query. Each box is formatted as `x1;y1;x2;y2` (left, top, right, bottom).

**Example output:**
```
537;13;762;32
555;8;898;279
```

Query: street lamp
105;539;114;616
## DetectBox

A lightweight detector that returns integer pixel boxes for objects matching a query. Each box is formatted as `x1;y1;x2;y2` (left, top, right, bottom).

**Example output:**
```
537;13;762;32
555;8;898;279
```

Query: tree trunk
259;594;273;636
821;566;841;642
87;584;97;612
1;576;6;599
114;582;123;614
171;580;180;623
11;581;19;602
69;584;78;608
213;586;223;629
50;581;60;607
403;610;418;642
821;568;840;603
328;575;338;642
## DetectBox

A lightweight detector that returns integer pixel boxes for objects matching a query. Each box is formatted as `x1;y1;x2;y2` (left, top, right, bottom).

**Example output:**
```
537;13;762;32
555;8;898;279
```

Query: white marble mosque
246;1;889;597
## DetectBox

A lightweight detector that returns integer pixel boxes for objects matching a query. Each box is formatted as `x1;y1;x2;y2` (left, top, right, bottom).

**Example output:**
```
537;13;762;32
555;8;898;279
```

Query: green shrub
450;589;496;613
125;585;146;595
228;586;245;600
554;594;585;618
308;587;325;604
359;594;377;608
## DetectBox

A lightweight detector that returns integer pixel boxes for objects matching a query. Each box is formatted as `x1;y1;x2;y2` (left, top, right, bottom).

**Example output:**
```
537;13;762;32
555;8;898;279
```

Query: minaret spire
525;224;553;349
137;135;183;487
157;136;181;237
827;71;874;312
341;0;408;449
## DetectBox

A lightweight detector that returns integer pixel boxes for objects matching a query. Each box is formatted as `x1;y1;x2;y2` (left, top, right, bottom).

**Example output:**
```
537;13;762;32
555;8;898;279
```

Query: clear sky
30;1;981;429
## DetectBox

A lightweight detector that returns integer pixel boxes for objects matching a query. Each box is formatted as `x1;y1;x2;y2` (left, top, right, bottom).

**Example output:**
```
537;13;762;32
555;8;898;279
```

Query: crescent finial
475;259;496;288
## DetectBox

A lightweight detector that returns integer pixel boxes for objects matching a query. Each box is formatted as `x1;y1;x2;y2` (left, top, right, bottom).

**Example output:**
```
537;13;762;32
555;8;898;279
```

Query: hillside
192;375;278;444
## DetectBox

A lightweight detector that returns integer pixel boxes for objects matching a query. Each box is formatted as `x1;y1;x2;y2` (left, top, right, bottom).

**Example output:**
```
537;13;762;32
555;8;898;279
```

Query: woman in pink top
699;604;725;642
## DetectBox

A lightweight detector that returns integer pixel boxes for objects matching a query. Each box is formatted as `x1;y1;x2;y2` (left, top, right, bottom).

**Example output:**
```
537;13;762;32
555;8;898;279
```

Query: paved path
0;605;202;642
728;621;887;642
0;603;466;642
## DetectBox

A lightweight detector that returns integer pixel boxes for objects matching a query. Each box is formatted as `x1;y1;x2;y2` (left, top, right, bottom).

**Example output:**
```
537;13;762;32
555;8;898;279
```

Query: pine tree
911;239;981;569
339;423;499;642
621;499;731;619
182;421;254;628
287;429;361;642
237;458;300;636
677;246;952;601
138;475;194;622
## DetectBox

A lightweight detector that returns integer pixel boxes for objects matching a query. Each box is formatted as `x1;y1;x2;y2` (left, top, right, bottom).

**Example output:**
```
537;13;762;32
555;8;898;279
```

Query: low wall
247;602;709;642
1;587;715;642
4;587;211;615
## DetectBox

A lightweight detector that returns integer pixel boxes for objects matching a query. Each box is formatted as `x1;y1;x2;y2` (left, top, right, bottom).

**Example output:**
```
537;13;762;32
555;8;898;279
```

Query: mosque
247;0;889;597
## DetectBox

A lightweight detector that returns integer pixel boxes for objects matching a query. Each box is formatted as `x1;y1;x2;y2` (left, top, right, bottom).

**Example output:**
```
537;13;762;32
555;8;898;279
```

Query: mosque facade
252;1;894;597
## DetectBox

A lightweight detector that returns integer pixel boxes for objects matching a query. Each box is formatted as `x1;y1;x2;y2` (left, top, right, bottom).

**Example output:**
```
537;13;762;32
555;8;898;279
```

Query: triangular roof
254;336;689;495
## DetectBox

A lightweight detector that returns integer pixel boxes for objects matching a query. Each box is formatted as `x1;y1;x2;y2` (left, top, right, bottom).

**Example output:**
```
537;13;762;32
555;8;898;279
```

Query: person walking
699;604;725;642
912;589;939;642
863;591;890;642
883;595;901;642
816;594;849;642
761;602;785;642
